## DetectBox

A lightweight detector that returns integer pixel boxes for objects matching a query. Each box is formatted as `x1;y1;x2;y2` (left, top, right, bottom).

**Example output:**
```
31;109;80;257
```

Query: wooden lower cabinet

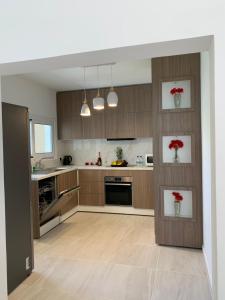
57;170;78;194
60;191;78;215
78;169;154;209
132;171;154;209
79;170;105;206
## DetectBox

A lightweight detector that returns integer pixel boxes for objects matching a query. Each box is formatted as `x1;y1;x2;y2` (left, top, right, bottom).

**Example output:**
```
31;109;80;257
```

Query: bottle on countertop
96;152;102;166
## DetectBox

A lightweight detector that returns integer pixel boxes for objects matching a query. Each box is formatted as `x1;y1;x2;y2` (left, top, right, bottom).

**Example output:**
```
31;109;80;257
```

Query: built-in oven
104;176;132;206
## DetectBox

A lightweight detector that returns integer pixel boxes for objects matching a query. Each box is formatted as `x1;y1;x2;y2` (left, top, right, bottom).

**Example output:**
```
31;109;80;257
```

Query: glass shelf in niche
164;189;193;218
162;135;192;164
162;80;191;110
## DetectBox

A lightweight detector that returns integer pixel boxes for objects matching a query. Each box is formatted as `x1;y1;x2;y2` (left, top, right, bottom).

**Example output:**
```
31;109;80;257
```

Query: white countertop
31;165;154;181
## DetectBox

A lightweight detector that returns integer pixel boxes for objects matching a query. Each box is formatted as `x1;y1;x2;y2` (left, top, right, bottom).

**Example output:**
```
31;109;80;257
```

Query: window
30;118;54;157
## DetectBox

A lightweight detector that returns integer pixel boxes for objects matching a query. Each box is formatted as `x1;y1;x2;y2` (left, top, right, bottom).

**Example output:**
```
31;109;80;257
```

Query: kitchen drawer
60;189;78;215
57;170;78;194
79;193;104;206
79;170;104;183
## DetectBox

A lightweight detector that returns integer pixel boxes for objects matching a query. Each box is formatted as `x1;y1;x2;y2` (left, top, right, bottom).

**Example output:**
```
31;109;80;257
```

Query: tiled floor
9;212;212;300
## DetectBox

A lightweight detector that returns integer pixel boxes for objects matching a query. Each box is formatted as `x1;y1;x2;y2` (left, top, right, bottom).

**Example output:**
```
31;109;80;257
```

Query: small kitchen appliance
145;154;153;166
62;155;73;165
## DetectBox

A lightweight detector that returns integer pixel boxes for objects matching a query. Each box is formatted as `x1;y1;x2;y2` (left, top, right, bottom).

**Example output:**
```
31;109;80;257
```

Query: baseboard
60;206;79;223
77;205;154;216
202;247;213;297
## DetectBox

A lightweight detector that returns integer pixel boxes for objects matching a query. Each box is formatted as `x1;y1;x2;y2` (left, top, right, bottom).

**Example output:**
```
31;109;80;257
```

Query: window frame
30;115;55;159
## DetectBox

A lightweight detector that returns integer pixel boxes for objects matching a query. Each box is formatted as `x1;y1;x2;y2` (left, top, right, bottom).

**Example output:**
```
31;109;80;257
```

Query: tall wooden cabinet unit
152;53;202;248
57;84;152;140
57;90;83;139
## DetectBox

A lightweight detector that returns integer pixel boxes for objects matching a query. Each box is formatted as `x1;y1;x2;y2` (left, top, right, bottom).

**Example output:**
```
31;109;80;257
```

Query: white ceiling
22;59;151;91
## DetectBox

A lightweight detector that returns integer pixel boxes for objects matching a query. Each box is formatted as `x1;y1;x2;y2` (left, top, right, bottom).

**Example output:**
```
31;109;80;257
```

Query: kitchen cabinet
57;84;152;140
32;170;79;238
57;170;79;215
57;91;83;140
105;111;135;139
79;170;104;206
57;170;78;194
132;171;154;209
82;111;105;138
135;111;152;137
78;169;154;209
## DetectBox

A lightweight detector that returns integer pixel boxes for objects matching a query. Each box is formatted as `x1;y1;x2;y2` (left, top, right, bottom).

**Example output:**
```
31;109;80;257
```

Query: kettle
62;155;73;165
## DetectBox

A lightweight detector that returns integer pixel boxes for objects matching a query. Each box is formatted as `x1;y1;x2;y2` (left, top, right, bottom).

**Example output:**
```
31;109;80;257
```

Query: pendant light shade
107;87;118;107
80;67;91;117
107;64;118;107
80;100;91;116
93;89;104;110
93;67;105;110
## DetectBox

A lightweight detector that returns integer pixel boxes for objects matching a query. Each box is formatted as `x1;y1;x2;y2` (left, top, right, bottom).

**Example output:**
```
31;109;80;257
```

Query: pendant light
93;66;104;110
80;67;91;117
107;64;118;107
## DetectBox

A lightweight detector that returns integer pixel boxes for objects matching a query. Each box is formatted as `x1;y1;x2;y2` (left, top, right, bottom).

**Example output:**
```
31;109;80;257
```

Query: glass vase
174;201;181;217
173;149;179;163
174;93;181;108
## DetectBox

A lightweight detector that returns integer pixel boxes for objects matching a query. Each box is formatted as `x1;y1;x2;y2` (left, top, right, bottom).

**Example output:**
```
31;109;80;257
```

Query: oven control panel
104;176;132;183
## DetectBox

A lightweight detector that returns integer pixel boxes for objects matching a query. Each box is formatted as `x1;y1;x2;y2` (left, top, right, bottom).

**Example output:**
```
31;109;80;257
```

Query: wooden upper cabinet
105;111;135;139
135;111;152;137
134;84;152;112
57;92;73;140
57;84;153;140
82;111;105;139
57;91;83;140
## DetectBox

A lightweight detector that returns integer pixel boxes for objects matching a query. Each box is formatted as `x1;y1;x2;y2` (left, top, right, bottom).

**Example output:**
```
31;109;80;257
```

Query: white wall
201;51;213;285
1;75;56;118
0;79;8;300
1;75;58;163
60;138;153;166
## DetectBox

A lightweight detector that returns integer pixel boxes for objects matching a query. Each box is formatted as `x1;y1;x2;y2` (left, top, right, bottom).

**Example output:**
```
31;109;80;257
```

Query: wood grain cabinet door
135;111;152;137
79;170;104;206
57;171;78;195
57;91;83;140
57;92;73;140
82;111;105;139
105;111;135;139
132;171;154;209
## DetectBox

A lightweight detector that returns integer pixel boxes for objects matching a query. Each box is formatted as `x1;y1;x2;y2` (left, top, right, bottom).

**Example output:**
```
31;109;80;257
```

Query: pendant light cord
97;66;100;96
83;67;87;103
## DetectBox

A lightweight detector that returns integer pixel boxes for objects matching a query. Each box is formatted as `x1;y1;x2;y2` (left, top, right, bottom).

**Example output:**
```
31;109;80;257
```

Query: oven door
105;182;132;206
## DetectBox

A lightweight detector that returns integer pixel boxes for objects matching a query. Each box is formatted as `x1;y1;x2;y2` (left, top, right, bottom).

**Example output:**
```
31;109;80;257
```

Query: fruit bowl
111;160;128;167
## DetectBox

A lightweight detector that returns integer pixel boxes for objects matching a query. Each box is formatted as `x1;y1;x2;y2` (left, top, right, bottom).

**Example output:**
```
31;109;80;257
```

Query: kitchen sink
32;167;68;175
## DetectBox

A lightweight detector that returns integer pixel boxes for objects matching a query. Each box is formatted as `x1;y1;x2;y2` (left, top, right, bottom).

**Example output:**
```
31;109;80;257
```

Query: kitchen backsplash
58;138;153;166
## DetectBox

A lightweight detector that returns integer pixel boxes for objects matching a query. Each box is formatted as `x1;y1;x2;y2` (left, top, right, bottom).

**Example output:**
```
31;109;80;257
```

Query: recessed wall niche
163;189;193;218
162;135;192;164
161;80;191;110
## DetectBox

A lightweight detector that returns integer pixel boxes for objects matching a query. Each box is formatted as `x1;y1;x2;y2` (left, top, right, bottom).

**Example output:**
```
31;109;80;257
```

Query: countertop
31;165;154;181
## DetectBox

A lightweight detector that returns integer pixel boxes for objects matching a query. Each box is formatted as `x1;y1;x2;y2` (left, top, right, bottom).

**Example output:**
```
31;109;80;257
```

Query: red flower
169;139;184;150
170;87;184;95
172;192;183;202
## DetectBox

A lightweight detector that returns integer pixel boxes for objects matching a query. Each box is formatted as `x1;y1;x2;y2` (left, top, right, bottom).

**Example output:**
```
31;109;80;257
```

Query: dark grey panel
2;102;33;294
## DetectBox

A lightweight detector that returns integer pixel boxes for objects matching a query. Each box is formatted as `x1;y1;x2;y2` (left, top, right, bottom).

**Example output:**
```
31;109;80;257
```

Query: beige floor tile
9;212;211;300
157;246;207;276
151;270;212;300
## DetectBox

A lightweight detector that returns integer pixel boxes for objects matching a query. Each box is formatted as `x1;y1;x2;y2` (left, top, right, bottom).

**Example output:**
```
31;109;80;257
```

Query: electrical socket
25;257;30;270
